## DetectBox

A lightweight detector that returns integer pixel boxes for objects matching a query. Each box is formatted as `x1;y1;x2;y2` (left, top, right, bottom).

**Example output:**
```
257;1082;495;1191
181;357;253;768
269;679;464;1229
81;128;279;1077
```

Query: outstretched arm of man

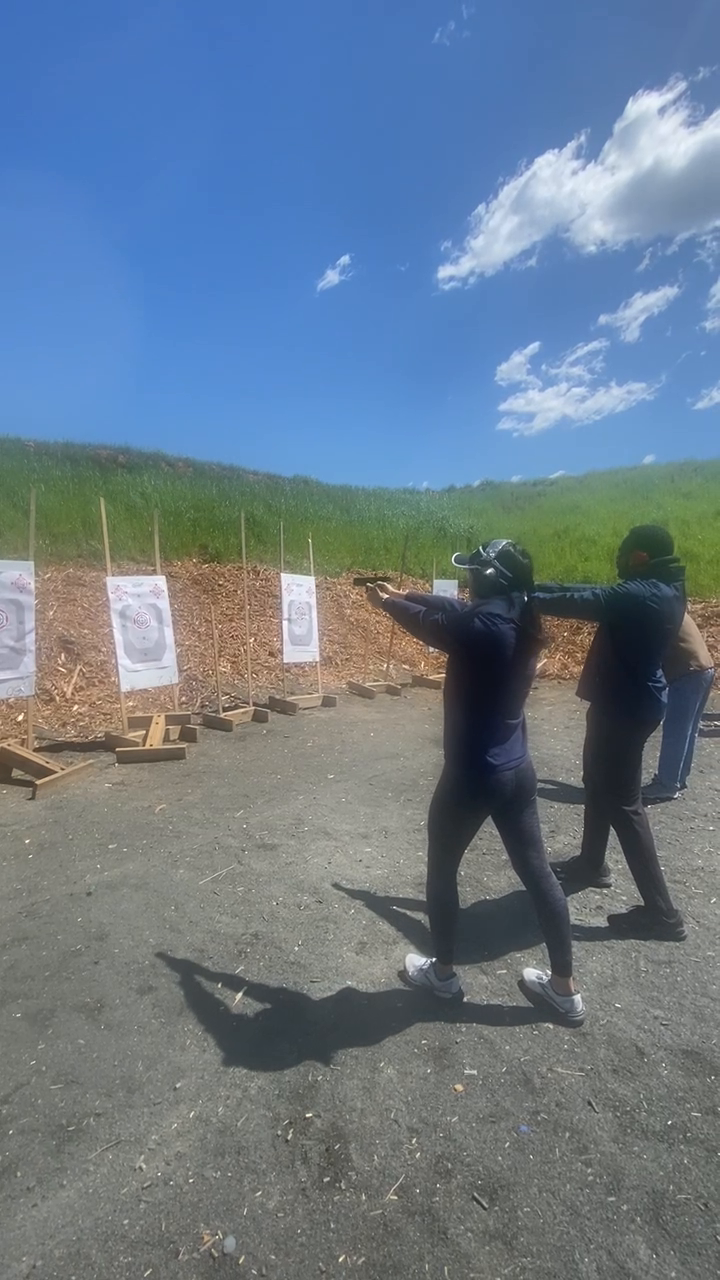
533;581;619;623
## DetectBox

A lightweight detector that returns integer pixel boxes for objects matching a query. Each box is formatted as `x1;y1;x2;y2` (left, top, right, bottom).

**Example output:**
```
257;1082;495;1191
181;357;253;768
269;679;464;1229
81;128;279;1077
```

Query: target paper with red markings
105;575;179;692
0;560;36;700
280;573;320;665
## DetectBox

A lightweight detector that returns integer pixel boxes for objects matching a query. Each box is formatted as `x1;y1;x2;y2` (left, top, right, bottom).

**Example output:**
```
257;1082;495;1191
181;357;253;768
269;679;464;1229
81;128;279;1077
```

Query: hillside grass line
2;437;718;594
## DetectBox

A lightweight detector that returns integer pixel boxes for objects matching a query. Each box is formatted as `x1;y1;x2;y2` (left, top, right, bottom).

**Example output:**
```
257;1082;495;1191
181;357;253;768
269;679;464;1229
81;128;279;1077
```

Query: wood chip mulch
1;563;718;740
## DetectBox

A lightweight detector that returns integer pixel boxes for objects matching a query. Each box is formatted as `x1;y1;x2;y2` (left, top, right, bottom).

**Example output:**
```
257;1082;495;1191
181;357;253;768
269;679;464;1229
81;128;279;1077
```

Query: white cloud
597;285;681;342
433;20;456;45
510;475;523;483
543;339;608;381
641;453;656;464
494;341;541;387
702;276;720;332
693;380;720;409
495;338;657;436
316;253;353;293
437;77;720;286
549;470;567;478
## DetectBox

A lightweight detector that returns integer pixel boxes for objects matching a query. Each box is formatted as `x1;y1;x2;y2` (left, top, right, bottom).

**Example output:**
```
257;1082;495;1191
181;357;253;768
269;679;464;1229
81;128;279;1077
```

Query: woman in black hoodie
368;539;585;1027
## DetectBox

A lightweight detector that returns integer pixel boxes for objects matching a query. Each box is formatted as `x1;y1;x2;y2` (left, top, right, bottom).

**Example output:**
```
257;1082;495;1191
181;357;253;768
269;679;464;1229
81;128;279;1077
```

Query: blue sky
1;0;719;488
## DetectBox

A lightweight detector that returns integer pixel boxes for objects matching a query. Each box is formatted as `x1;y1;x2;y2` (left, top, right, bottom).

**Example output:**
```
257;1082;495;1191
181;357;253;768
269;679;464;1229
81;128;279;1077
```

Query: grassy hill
1;436;718;594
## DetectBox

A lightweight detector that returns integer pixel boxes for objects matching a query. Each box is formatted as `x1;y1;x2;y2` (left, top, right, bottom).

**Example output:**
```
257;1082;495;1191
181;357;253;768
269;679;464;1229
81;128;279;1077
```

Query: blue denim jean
657;668;715;790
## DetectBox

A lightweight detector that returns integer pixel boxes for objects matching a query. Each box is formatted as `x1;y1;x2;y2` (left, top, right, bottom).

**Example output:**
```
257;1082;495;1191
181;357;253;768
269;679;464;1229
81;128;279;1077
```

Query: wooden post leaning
347;533;411;700
0;490;96;797
200;511;269;731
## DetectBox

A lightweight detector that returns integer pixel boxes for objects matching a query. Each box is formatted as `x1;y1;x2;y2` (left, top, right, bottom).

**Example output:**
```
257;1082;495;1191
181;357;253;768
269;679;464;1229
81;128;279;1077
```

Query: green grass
1;436;718;594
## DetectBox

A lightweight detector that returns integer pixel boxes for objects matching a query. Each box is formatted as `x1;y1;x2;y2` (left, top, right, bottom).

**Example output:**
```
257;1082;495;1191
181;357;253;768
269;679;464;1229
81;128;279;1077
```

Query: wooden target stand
347;533;410;700
101;502;196;763
267;527;338;716
0;491;95;798
201;512;270;732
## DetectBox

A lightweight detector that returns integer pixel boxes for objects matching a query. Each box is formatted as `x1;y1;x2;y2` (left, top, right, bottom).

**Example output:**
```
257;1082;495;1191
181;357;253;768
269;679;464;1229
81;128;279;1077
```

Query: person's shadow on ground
536;779;586;805
332;883;608;964
155;952;543;1071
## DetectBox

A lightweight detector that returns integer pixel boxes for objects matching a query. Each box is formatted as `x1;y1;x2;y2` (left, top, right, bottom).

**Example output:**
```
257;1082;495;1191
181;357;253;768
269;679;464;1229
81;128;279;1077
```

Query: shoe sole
607;922;687;942
400;970;465;1001
518;979;586;1028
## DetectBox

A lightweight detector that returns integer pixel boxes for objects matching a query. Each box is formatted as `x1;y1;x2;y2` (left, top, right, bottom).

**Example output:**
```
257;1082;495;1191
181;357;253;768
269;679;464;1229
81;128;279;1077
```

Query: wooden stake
26;489;36;752
210;603;223;715
279;521;287;698
240;510;253;705
384;529;410;677
153;510;180;713
100;497;129;735
308;534;322;696
361;615;372;683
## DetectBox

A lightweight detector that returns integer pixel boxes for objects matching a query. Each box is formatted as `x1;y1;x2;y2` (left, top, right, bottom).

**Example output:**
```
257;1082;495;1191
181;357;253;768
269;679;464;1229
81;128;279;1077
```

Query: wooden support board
347;680;402;700
201;705;271;731
111;713;188;763
268;692;339;716
0;742;94;799
410;673;445;690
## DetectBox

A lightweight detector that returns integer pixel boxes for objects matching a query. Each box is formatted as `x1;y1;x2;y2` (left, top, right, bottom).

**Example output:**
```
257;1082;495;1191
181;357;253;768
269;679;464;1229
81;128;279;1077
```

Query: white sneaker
520;968;585;1027
404;953;464;1000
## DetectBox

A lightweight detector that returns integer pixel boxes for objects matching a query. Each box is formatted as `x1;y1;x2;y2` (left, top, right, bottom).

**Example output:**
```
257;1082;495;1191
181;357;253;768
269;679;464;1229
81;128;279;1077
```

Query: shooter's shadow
536;779;586;806
333;883;606;962
333;882;544;963
156;953;542;1072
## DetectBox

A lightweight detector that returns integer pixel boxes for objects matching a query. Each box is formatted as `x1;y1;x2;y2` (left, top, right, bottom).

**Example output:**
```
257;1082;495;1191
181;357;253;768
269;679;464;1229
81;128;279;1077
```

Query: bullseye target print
281;573;320;665
0;561;36;700
106;575;179;693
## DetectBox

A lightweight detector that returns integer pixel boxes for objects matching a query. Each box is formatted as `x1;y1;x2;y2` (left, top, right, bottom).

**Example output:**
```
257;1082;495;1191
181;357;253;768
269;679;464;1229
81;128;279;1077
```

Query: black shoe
606;906;687;941
550;856;613;890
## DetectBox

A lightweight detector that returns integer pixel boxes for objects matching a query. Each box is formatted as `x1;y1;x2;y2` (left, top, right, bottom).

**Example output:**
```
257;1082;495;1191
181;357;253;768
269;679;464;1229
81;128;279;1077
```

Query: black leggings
426;757;573;978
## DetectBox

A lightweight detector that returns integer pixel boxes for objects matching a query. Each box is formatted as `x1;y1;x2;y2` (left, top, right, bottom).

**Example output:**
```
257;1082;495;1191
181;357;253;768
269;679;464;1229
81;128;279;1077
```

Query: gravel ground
1;684;718;1280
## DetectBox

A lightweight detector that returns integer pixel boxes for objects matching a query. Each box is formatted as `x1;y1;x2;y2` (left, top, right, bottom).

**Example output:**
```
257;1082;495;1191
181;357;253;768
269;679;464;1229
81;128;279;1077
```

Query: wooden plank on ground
115;744;187;764
410;674;444;690
0;744;64;780
127;713;192;728
179;724;200;743
32;761;95;797
105;731;145;749
267;695;300;715
144;715;167;748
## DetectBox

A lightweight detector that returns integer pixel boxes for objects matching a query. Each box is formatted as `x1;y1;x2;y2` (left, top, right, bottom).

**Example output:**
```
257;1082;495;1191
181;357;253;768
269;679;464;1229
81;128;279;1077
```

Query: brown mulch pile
2;563;719;740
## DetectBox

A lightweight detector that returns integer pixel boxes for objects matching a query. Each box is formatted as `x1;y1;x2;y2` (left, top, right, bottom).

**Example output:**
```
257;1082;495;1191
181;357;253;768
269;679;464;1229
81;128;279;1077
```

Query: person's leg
579;706;613;873
404;767;488;997
601;716;686;937
654;674;698;794
552;706;613;889
492;758;585;1026
678;669;714;789
492;759;574;987
425;767;489;968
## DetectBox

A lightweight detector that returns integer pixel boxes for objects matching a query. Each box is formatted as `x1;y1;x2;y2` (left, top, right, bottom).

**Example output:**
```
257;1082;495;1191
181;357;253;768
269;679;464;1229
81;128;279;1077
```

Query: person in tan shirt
643;613;715;801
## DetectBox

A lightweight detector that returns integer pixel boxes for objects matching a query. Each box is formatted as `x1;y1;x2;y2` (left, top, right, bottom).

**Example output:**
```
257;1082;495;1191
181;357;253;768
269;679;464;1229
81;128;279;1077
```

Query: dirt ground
1;684;719;1280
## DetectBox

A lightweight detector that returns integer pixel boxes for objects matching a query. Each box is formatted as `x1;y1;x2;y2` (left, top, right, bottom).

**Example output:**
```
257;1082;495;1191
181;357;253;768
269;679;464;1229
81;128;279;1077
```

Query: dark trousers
426;757;573;977
580;704;677;915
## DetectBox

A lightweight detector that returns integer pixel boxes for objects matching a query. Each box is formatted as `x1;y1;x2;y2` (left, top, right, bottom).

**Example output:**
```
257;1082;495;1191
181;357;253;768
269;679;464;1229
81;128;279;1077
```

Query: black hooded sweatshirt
533;556;686;724
380;590;538;776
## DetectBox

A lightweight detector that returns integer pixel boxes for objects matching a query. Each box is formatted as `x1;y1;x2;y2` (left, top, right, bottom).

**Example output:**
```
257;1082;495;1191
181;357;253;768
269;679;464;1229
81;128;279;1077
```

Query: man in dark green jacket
534;525;686;941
